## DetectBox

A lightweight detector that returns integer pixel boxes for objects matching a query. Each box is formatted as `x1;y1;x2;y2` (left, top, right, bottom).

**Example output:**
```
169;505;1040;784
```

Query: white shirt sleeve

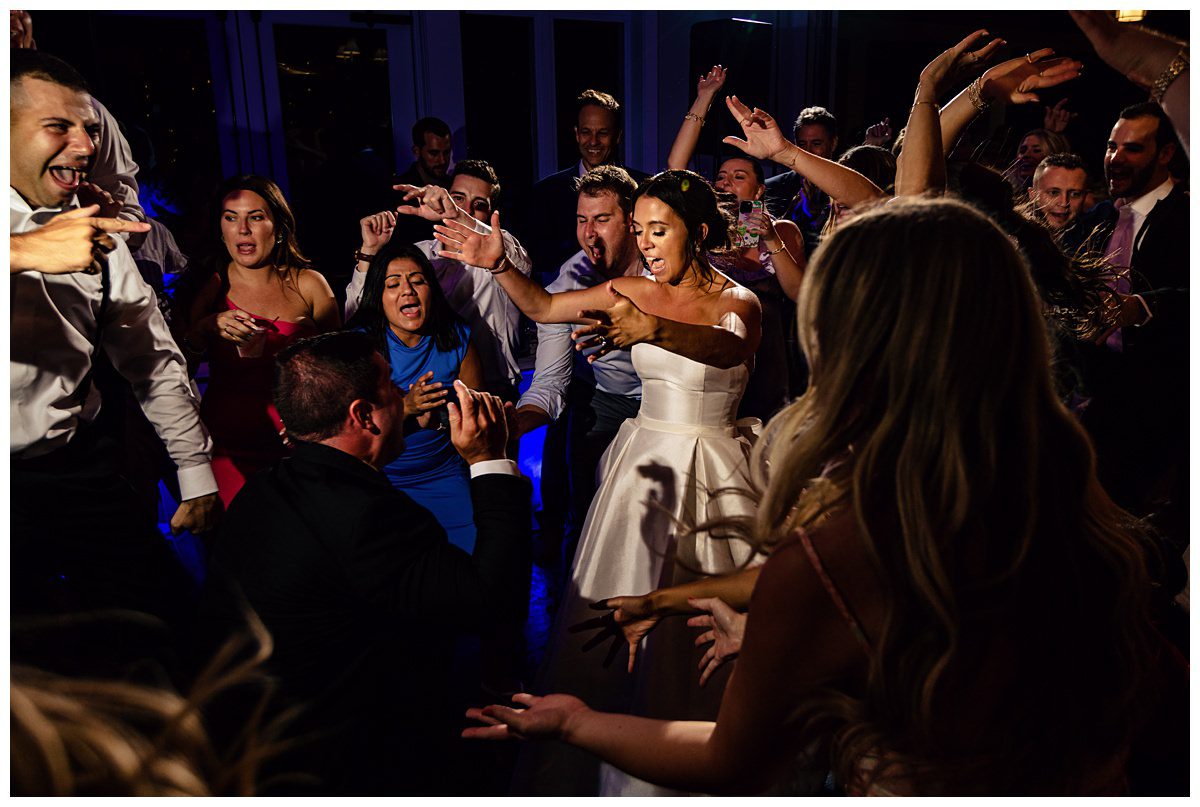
515;320;575;421
468;458;521;478
103;243;217;500
345;263;368;321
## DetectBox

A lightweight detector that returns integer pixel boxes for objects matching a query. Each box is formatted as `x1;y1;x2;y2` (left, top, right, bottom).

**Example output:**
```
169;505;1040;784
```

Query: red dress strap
795;527;872;654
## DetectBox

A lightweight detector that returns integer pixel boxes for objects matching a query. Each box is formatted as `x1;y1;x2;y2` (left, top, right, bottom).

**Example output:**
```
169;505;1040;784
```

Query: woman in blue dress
346;241;484;551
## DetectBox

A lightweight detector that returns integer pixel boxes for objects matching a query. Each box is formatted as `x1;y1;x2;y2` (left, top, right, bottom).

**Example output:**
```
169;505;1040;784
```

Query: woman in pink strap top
465;197;1178;795
181;175;340;506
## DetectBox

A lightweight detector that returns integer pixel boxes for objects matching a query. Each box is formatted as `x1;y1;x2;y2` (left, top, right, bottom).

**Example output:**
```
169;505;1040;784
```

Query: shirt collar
10;186;78;216
1127;176;1175;218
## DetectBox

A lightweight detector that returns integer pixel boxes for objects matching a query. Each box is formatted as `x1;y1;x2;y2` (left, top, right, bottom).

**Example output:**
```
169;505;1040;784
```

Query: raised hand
979;50;1083;106
434;210;506;270
918;29;1006;98
722;95;790;162
1042;98;1077;133
10;10;35;50
394;183;465;223
403;370;448;419
360;209;397;252
463;692;589;741
864;117;893;148
686;597;746;687
447;379;509;464
696;64;727;97
572;282;658;364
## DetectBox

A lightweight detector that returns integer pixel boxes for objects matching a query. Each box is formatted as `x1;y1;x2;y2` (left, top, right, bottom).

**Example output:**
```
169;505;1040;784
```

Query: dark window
33;11;222;257
460;13;537;199
553;19;624;173
273;23;395;280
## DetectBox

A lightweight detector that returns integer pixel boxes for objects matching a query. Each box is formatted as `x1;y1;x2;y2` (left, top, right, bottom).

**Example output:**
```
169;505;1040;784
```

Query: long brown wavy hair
212;174;313;291
749;197;1156;794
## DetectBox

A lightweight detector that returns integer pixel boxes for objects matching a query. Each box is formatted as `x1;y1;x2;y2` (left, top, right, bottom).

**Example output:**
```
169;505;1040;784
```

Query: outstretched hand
978;50;1083;106
600;595;662;673
434;211;506;270
10;205;150;275
722;95;790;162
572;282;657;364
394;183;466;223
686;597;746;687
919;29;1005;98
463;692;589;741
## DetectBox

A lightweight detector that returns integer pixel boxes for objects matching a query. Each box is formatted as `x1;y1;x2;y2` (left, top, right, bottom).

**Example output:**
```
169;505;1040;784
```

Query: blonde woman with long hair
464;197;1180;795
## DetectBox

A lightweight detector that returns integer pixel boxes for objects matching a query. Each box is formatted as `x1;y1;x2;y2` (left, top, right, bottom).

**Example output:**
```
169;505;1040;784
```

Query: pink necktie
1104;200;1134;351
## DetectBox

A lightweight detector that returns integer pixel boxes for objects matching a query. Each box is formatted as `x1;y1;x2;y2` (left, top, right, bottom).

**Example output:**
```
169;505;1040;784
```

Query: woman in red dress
182;175;339;506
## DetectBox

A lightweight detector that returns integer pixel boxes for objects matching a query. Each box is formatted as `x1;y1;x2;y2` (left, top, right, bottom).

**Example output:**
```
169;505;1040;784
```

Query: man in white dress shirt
514;165;644;571
10;50;220;626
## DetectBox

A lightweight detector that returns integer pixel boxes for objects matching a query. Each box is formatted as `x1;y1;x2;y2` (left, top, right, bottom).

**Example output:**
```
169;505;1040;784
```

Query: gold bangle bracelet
1151;49;1189;104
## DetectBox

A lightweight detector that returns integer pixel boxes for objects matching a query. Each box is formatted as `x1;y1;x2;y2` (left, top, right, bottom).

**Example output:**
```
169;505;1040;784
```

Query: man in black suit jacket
509;89;648;281
1064;102;1188;544
201;332;531;794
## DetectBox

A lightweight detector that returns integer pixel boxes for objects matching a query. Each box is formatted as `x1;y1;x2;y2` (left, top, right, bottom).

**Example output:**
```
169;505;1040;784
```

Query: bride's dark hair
633;169;738;285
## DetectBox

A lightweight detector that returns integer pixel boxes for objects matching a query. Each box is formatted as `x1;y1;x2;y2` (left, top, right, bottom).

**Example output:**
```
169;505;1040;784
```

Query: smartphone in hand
736;200;765;248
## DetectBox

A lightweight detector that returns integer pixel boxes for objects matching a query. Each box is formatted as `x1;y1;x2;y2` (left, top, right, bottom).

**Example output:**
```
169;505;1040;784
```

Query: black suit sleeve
347;473;531;631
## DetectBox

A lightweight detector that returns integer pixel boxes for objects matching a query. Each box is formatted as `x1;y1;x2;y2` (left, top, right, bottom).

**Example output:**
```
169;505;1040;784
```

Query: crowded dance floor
9;8;1190;796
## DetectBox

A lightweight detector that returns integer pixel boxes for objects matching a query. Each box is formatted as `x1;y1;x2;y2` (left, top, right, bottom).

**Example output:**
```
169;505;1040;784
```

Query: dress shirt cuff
177;463;219;500
1131;294;1154;326
469;459;520;478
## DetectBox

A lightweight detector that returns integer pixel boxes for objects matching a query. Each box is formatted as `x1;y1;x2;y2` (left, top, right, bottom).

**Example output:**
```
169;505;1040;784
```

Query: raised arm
465;539;861;794
1070;10;1189;156
723;96;885;209
937;48;1083;162
596;565;763;673
667;65;727;170
433;212;614;324
896;30;1004;196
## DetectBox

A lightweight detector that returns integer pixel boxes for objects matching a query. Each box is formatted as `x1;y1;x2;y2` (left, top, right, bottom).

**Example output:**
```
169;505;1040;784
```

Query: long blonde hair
752;197;1155;793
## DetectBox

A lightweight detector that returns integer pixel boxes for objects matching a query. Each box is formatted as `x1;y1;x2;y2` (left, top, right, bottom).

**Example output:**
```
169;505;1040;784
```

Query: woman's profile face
382;257;433;340
714;158;763;202
220;190;277;269
632;195;694;283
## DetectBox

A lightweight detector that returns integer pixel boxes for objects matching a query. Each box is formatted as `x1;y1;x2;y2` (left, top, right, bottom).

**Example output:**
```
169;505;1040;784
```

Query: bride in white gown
436;169;764;795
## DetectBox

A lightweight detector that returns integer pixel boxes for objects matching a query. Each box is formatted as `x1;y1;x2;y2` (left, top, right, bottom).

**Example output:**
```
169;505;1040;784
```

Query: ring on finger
1025;53;1034;63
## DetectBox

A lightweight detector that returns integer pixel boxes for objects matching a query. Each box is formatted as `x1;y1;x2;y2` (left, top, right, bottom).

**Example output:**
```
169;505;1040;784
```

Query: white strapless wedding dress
526;343;762;796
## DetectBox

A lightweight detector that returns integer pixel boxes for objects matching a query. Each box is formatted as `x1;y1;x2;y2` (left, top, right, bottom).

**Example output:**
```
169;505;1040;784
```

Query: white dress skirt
524;342;762;796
